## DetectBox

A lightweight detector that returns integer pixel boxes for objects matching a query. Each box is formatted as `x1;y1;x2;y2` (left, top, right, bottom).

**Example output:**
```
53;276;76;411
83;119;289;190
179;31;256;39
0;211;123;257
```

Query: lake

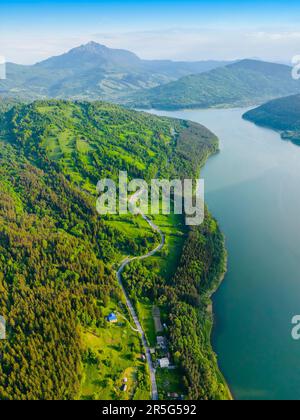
151;107;300;400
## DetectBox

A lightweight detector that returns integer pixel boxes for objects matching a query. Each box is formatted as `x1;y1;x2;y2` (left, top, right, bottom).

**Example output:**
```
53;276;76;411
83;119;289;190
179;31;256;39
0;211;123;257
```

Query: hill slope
0;42;228;101
127;60;300;110
243;94;300;145
0;99;229;400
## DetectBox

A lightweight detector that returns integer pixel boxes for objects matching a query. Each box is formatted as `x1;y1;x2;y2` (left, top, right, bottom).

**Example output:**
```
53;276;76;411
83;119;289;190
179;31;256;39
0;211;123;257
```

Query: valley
2;0;300;404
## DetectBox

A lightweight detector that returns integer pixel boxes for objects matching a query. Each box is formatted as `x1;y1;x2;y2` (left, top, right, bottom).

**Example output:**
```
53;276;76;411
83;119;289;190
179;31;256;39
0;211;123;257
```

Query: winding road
116;190;165;401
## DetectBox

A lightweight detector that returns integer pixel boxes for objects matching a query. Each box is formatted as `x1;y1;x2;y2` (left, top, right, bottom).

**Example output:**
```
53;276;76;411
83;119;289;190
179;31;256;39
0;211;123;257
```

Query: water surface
151;108;300;400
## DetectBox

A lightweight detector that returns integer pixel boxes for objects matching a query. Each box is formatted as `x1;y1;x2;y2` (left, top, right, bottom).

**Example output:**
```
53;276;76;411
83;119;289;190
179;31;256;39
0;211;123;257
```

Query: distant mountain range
126;59;300;110
0;42;229;101
2;43;299;110
243;94;300;145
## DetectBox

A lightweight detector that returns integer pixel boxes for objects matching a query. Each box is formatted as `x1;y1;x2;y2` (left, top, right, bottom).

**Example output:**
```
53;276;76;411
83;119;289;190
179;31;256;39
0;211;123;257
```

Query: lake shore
150;106;300;399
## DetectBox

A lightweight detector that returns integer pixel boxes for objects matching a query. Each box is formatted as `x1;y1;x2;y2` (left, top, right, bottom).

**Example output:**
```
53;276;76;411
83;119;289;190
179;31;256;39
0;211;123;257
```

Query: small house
107;313;118;323
159;357;170;368
168;392;179;399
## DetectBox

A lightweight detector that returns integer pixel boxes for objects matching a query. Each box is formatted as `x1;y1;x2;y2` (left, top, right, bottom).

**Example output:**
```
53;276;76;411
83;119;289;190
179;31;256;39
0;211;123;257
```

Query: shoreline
198;143;233;401
207;244;233;400
144;108;232;400
131;101;262;113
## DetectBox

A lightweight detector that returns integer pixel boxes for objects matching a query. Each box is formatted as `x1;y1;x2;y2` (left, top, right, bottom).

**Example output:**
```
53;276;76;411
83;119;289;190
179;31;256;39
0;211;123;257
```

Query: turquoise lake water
151;107;300;400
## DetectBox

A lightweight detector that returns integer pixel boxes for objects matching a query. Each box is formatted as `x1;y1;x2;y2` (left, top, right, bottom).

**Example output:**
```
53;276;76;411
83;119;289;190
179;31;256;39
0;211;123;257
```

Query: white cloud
92;27;300;62
251;31;300;41
2;27;300;64
0;34;91;64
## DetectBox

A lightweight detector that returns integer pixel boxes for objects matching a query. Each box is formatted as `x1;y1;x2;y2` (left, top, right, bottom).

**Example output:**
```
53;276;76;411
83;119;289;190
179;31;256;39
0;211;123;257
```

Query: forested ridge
125;59;300;110
167;215;229;399
0;99;228;400
243;94;300;145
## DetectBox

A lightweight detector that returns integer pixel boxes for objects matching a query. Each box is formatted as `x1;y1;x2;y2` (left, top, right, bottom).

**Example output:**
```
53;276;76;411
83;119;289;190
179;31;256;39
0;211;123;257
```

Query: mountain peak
75;41;108;52
86;41;102;46
228;58;290;72
70;41;140;60
36;41;141;70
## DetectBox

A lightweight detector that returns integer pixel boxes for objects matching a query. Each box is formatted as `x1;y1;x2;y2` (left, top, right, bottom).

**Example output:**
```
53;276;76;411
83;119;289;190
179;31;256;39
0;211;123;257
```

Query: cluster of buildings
107;313;172;369
106;311;183;399
155;335;171;369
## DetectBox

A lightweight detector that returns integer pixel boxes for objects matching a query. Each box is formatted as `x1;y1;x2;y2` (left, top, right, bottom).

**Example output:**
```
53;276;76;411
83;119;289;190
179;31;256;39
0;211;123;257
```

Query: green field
80;304;150;400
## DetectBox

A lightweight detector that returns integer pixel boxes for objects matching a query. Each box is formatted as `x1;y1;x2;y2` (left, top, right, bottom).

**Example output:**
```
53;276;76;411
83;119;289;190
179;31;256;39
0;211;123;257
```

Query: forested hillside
243;94;300;145
0;99;229;400
126;60;300;110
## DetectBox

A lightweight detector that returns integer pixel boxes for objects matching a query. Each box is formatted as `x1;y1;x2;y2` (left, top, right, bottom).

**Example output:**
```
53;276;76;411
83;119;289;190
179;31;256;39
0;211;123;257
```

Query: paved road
116;191;165;401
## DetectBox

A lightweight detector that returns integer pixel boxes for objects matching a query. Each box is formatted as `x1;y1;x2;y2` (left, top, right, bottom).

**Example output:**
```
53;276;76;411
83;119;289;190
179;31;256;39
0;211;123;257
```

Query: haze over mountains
128;60;300;109
1;42;300;110
0;42;229;101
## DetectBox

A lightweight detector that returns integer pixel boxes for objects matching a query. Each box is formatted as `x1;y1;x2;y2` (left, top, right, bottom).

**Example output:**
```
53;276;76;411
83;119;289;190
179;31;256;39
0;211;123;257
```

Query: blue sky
1;0;300;63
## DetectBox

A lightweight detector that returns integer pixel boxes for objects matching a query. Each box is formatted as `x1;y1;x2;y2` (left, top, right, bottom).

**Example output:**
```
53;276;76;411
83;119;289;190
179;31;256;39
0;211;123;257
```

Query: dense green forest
122;210;230;400
0;99;229;400
168;213;229;399
243;94;300;145
125;60;300;110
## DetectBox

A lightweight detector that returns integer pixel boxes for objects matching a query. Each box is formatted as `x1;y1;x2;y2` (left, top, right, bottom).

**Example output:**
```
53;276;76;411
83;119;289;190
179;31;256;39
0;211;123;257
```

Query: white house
159;357;170;368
